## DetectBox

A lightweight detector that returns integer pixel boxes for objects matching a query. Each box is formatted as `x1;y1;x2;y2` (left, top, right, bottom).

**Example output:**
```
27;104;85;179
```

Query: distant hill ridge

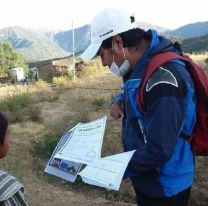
0;21;207;62
0;26;70;62
54;24;90;54
166;22;208;38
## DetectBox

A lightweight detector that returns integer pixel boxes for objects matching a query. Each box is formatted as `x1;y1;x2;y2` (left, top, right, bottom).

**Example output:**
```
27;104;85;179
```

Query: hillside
181;33;208;53
0;26;70;62
53;22;169;53
54;25;90;53
0;21;208;62
166;22;208;38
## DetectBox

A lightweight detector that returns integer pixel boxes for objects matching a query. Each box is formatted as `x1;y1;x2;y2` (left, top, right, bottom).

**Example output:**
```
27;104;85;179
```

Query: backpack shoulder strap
137;51;185;112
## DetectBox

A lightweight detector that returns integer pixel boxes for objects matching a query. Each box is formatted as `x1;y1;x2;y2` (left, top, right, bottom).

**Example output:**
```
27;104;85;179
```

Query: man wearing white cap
81;8;196;206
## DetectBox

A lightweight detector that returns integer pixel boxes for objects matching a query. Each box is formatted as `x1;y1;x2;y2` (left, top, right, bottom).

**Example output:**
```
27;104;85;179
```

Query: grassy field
0;55;208;206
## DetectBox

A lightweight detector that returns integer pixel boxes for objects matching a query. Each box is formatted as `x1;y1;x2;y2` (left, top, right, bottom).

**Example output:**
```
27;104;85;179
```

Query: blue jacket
114;30;196;197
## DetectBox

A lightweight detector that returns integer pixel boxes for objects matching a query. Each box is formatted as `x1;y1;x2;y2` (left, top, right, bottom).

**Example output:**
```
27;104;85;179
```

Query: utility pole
72;19;76;81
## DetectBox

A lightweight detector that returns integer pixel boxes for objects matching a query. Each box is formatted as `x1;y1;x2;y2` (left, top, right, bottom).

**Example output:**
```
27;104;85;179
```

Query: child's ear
0;130;9;159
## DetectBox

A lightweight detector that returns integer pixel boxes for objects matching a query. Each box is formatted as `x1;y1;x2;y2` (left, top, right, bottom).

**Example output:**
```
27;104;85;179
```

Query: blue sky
0;0;207;30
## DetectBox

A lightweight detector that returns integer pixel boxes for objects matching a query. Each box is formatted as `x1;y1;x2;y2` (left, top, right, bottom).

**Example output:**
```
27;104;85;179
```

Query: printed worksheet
78;150;135;190
54;116;107;164
44;123;82;182
45;116;134;190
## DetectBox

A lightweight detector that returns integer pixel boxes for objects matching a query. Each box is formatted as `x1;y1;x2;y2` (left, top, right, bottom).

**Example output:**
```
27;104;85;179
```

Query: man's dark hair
0;113;8;145
101;28;146;49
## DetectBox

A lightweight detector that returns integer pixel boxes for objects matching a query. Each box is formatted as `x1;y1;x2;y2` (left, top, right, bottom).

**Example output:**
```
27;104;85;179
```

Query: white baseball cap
81;8;136;61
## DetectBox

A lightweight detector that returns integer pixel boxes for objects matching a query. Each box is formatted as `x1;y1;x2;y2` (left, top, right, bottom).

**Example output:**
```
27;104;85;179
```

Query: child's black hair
0;113;8;145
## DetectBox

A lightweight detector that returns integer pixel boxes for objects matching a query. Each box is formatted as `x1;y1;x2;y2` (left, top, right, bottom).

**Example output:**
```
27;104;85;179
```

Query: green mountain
0;26;70;62
181;34;208;53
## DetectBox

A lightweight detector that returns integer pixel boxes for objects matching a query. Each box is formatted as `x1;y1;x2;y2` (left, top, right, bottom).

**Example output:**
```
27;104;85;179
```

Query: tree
0;42;28;77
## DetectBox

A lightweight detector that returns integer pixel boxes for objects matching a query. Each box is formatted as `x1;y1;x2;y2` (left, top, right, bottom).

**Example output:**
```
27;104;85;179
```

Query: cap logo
99;29;113;38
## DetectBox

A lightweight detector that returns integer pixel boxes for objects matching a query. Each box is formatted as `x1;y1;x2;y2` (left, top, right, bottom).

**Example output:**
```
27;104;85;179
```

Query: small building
75;61;86;72
37;58;71;80
10;67;25;82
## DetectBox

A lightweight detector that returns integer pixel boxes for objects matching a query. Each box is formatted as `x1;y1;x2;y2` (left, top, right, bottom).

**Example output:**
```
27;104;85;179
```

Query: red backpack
137;51;208;156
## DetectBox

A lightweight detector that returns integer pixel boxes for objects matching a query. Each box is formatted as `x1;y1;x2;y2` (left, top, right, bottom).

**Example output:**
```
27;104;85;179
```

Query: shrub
76;59;107;78
0;95;32;112
67;69;75;80
31;133;59;160
72;96;90;123
0;95;30;123
91;98;106;111
0;94;41;123
32;80;51;94
6;110;25;123
27;105;42;122
39;94;59;103
75;105;90;123
53;76;70;88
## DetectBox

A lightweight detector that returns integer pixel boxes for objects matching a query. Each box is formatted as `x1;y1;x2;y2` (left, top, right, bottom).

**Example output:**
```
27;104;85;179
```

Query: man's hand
110;101;124;119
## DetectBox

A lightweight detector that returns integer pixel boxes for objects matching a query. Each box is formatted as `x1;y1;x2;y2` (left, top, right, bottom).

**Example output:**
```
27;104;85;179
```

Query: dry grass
0;80;51;101
0;71;132;206
52;59;109;89
0;54;208;206
189;52;208;72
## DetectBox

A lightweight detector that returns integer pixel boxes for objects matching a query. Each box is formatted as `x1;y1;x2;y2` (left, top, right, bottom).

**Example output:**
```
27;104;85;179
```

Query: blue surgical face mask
110;43;130;76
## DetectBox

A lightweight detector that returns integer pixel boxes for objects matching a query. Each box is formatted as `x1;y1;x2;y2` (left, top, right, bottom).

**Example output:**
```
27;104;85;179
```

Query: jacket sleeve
111;92;125;105
126;63;189;175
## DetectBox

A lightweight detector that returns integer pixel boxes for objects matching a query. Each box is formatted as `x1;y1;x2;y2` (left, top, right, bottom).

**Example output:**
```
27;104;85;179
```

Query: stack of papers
45;116;135;190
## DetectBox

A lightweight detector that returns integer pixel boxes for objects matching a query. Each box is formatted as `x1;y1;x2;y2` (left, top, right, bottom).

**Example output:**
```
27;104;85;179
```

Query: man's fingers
112;103;123;115
110;110;121;119
110;103;124;119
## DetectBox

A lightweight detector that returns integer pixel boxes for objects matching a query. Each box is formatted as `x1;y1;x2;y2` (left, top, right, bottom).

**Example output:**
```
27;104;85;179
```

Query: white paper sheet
78;150;135;190
54;116;107;164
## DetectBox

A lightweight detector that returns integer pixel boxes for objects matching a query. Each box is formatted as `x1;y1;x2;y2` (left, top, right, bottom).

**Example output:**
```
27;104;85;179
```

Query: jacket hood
147;30;176;56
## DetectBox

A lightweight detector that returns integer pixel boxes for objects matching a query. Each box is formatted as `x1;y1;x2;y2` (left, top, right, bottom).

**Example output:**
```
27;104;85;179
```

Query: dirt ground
1;73;137;206
1;72;208;206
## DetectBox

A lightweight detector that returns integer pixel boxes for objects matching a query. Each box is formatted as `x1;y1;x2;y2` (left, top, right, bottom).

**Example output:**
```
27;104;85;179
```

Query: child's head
0;113;8;145
0;113;9;158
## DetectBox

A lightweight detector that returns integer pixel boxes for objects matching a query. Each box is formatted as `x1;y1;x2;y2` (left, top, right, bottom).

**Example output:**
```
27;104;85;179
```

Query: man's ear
112;35;123;52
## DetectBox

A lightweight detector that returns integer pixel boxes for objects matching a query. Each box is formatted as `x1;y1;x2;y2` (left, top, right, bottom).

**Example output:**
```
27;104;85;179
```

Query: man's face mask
110;43;130;76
